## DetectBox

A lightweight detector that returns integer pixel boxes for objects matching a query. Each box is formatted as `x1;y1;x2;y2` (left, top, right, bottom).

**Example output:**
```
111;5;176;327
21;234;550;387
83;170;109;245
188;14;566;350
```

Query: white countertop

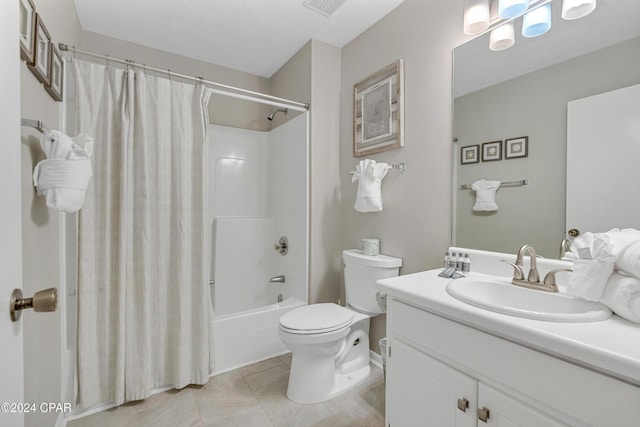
377;268;640;386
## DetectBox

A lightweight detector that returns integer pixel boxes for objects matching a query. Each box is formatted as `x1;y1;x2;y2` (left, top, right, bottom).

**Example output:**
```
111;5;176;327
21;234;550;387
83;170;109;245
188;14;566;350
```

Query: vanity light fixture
465;0;597;51
522;2;552;37
463;0;491;35
489;21;515;50
561;0;597;20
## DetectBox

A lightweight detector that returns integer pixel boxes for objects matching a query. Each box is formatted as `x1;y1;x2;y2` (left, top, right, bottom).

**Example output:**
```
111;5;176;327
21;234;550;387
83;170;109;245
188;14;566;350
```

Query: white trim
369;349;384;371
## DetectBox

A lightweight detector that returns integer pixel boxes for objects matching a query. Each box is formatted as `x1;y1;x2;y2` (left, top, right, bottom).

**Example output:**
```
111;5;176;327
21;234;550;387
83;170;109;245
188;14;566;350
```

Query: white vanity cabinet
388;339;565;427
384;297;640;427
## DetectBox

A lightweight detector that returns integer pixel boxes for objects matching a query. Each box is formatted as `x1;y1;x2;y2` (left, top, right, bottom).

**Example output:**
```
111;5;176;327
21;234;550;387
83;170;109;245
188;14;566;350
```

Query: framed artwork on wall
353;59;404;157
505;136;529;159
482;141;502;161
45;44;64;102
28;13;52;86
461;144;479;164
19;0;36;63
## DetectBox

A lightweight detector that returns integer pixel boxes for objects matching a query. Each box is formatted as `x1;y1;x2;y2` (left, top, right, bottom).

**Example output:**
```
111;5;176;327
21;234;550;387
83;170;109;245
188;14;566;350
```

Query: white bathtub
211;297;306;374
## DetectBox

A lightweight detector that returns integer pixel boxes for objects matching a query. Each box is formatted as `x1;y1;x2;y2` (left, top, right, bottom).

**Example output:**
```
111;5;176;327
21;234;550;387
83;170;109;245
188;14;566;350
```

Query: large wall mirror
453;0;640;258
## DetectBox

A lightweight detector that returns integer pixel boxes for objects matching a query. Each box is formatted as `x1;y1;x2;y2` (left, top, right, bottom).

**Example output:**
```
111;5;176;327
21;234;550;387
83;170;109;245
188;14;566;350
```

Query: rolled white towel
602;272;640;324
33;159;92;213
616;240;640;279
566;259;614;302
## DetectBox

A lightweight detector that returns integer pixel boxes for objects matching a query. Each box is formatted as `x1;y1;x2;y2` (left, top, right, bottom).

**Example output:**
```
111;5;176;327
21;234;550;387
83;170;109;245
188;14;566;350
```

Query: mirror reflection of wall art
28;14;52;86
353;59;404;157
505;136;529;159
45;44;64;102
461;144;479;164
19;0;36;63
482;141;502;161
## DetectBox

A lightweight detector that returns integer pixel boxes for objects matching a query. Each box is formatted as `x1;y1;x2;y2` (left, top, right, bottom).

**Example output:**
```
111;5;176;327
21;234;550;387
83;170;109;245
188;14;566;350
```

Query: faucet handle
543;269;573;286
501;259;525;280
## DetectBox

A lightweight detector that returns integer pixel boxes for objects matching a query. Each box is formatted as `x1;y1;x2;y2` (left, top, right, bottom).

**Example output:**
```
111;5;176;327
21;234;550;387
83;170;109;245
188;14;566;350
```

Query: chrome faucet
516;244;540;283
501;244;570;292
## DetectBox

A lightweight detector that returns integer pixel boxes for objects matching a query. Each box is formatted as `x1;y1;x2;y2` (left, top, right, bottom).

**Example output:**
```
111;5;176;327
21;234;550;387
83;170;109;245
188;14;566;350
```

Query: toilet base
286;361;371;404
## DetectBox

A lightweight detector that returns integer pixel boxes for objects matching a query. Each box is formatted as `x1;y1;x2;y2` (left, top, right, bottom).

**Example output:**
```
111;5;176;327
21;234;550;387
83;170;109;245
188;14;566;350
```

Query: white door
387;339;477;427
566;83;640;235
0;1;25;426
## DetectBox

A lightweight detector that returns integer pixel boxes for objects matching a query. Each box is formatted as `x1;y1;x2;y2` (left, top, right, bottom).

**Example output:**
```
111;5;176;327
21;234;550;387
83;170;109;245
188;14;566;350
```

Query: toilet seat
279;303;354;335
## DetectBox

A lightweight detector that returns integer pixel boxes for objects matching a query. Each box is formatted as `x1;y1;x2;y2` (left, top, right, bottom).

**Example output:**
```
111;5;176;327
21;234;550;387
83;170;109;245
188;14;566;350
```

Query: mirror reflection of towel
471;179;501;211
352;159;390;212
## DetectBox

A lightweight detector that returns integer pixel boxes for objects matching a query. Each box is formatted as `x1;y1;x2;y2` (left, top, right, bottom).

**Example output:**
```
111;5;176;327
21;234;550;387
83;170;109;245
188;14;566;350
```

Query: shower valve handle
274;236;288;255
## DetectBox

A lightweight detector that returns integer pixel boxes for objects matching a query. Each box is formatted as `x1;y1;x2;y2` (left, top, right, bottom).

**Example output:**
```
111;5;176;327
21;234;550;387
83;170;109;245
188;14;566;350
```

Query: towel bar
21;118;51;136
459;179;528;190
349;162;405;175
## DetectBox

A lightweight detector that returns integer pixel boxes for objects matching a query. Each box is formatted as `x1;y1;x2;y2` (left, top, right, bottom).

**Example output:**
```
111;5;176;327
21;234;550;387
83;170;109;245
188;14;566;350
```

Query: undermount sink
446;276;612;322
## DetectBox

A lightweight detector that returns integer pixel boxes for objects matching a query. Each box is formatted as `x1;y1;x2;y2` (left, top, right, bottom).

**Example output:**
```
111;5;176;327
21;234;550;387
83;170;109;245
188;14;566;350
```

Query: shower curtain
74;59;212;408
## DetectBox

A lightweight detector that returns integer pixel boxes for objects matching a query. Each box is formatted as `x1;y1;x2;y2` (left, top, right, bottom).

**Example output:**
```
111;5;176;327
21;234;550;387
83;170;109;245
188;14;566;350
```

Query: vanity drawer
388;298;640;427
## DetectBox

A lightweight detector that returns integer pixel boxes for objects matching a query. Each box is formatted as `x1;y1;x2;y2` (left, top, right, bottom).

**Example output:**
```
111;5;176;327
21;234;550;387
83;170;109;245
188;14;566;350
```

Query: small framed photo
28;13;51;86
19;0;36;63
45;44;64;102
461;144;480;164
505;136;529;159
481;141;502;162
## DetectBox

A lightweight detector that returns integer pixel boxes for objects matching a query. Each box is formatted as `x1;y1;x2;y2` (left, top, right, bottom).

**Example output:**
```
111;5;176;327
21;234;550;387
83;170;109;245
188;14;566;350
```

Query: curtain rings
105;54;110;67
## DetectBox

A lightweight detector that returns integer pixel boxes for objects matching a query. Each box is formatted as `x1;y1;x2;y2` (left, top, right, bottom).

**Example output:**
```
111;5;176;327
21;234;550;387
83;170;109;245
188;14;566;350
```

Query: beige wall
340;0;468;351
271;40;342;305
455;36;640;258
80;30;272;131
20;1;81;426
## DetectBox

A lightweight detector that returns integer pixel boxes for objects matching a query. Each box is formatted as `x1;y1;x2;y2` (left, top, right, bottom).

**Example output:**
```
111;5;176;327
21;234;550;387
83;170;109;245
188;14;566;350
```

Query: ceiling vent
302;0;347;17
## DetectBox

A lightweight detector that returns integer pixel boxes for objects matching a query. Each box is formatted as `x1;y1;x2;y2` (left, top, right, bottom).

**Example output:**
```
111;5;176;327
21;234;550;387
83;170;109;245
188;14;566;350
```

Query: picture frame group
20;0;64;102
460;136;528;165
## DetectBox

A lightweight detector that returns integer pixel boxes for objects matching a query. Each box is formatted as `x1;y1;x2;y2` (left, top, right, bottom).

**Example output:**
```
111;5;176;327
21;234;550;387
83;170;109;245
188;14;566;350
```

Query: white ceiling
73;0;406;78
454;0;640;98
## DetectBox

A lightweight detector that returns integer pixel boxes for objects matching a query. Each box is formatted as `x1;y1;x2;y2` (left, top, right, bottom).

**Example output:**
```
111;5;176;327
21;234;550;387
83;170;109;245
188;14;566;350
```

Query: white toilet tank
342;249;402;314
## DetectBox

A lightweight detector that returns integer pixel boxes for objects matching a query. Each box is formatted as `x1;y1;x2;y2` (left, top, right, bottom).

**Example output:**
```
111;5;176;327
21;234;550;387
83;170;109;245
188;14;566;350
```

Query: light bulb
522;3;552;37
464;0;491;35
490;22;515;51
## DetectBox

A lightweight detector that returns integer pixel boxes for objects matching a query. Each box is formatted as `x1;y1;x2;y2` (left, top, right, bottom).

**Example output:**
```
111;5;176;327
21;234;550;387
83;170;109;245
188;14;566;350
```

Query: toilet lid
279;303;354;334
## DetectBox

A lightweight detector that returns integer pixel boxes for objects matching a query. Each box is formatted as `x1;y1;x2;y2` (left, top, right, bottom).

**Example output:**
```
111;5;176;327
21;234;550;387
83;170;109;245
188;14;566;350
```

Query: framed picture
45;44;63;102
28;13;51;86
505;136;529;159
461;144;479;164
353;59;404;157
482;141;502;162
19;0;36;63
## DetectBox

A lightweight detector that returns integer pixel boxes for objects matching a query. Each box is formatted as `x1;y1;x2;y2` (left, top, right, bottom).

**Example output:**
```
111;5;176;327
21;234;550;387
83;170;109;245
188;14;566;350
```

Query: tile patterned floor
67;354;385;427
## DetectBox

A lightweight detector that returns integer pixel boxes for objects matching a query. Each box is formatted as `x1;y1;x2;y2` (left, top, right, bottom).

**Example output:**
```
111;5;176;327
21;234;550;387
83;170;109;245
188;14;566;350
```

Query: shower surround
208;113;309;373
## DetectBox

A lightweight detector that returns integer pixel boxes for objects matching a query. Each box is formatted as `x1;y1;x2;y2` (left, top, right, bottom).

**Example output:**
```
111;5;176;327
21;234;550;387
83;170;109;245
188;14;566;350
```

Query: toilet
278;249;402;403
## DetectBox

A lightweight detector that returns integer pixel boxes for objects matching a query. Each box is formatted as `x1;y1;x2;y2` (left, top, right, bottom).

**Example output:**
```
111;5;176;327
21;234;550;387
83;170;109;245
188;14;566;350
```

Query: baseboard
369;349;384;370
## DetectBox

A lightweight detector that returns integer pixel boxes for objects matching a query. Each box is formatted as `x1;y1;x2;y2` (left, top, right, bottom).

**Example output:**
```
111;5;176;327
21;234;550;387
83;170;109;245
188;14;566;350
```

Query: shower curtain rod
59;44;310;112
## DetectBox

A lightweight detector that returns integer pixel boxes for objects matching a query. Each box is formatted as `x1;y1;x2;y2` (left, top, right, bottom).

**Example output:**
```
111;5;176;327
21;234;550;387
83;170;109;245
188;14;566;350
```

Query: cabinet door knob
457;398;469;412
477;406;491;423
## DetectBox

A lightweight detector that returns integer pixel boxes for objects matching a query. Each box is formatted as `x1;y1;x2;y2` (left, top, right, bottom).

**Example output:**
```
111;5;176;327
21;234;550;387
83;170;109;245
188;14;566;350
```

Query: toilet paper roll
362;238;380;256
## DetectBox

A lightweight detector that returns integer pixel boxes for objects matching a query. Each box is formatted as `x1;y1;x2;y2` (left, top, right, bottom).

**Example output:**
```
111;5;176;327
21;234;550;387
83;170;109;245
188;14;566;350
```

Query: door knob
9;288;57;322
